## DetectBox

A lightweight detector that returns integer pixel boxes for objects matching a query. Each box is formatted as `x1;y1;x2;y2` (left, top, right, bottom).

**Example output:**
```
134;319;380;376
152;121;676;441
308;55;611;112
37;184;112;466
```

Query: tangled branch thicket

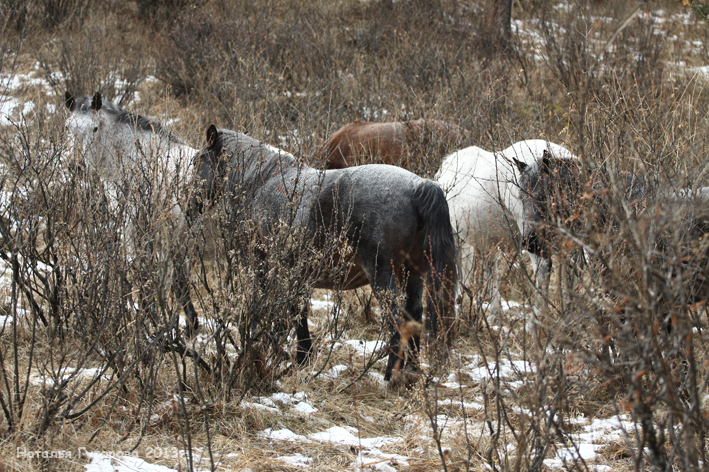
2;0;709;471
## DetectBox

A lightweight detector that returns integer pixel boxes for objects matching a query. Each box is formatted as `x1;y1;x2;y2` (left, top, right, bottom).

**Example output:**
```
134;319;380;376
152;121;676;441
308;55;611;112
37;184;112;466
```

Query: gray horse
189;125;458;381
513;155;709;310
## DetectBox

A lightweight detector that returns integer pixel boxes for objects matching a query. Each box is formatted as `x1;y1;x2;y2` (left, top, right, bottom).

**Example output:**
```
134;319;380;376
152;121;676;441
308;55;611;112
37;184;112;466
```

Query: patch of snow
255;391;319;414
462;357;536;384
30;367;111;386
292;401;318;414
309;426;402;449
440;372;465;389
576;416;636;443
344;339;386;357
351;452;397;471
544;443;602;468
310;296;336;311
441;381;464;389
84;452;178;472
258;428;311;443
437;398;484;410
320;364;350;379
368;371;385;385
239;401;280;414
276;453;312;468
544;415;636;469
0;96;22;125
308;427;407;471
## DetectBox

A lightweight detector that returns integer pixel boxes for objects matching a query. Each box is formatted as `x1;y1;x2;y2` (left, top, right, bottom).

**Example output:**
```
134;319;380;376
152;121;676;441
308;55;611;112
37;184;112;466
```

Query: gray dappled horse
64;92;200;335
436;140;579;324
511;152;709;311
189;125;458;381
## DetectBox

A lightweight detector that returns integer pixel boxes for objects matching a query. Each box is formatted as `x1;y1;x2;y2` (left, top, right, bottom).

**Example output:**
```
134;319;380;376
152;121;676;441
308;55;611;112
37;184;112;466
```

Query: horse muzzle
523;230;550;258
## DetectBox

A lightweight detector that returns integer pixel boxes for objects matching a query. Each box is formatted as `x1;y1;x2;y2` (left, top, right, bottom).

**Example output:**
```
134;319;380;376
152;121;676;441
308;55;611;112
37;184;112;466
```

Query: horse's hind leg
375;269;423;381
402;277;424;371
361;263;402;381
459;241;502;326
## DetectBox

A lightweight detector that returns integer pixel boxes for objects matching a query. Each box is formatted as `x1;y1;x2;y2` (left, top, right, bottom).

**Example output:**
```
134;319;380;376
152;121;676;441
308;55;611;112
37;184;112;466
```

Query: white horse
436;139;579;323
64;91;200;334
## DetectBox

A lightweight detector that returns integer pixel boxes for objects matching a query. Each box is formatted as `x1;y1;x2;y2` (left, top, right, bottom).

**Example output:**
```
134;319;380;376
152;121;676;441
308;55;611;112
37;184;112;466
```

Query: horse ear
206;124;218;147
91;92;102;111
541;149;552;173
512;158;527;173
65;91;75;112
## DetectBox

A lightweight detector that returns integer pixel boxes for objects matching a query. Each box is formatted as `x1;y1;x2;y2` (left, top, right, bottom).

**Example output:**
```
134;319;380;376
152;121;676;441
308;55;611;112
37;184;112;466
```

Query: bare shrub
0;116;142;442
0;0;90;34
0;110;202;469
135;0;205;26
499;72;709;472
185;203;351;396
40;0;91;29
39;10;147;104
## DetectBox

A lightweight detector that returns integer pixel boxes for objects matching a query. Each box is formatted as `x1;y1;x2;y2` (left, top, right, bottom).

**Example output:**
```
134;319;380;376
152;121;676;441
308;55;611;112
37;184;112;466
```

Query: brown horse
316;119;471;175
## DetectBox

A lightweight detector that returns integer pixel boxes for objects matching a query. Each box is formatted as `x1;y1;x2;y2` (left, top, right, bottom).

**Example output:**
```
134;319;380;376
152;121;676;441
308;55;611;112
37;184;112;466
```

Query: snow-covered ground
77;320;638;470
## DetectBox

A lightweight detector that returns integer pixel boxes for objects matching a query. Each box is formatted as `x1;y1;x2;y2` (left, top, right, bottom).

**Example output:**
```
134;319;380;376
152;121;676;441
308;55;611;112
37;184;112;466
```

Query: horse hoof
184;324;198;338
295;350;313;365
486;312;501;326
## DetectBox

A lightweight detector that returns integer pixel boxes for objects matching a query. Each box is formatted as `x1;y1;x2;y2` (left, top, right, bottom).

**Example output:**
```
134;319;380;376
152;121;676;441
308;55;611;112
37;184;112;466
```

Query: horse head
188;124;228;223
64;91;115;172
513;149;584;258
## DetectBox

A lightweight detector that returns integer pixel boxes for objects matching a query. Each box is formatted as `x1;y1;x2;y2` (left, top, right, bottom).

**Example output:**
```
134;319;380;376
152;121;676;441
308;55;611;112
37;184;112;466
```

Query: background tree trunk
484;0;513;56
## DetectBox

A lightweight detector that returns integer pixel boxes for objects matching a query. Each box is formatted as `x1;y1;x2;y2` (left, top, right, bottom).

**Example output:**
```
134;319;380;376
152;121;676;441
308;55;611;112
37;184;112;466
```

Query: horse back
318;121;407;169
314;166;432;263
319;119;471;172
436;146;520;247
407;119;470;154
316;165;420;222
310;165;449;291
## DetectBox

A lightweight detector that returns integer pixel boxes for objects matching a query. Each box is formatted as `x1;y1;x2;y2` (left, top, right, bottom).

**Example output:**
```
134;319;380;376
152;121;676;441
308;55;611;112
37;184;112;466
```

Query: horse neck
490;151;524;213
105;124;196;182
166;140;198;183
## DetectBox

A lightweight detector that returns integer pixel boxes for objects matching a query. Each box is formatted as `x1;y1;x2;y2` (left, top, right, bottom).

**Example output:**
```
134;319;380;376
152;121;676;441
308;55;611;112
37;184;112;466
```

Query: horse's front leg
294;299;313;365
527;251;551;339
174;257;199;337
171;220;199;337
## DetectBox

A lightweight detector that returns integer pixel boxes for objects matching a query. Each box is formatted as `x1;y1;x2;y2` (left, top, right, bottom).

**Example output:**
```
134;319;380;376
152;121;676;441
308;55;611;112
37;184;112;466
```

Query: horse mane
103;100;185;145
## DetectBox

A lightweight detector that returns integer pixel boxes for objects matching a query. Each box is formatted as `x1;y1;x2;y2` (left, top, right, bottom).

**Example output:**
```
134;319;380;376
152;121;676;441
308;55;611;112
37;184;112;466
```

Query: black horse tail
413;180;458;346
